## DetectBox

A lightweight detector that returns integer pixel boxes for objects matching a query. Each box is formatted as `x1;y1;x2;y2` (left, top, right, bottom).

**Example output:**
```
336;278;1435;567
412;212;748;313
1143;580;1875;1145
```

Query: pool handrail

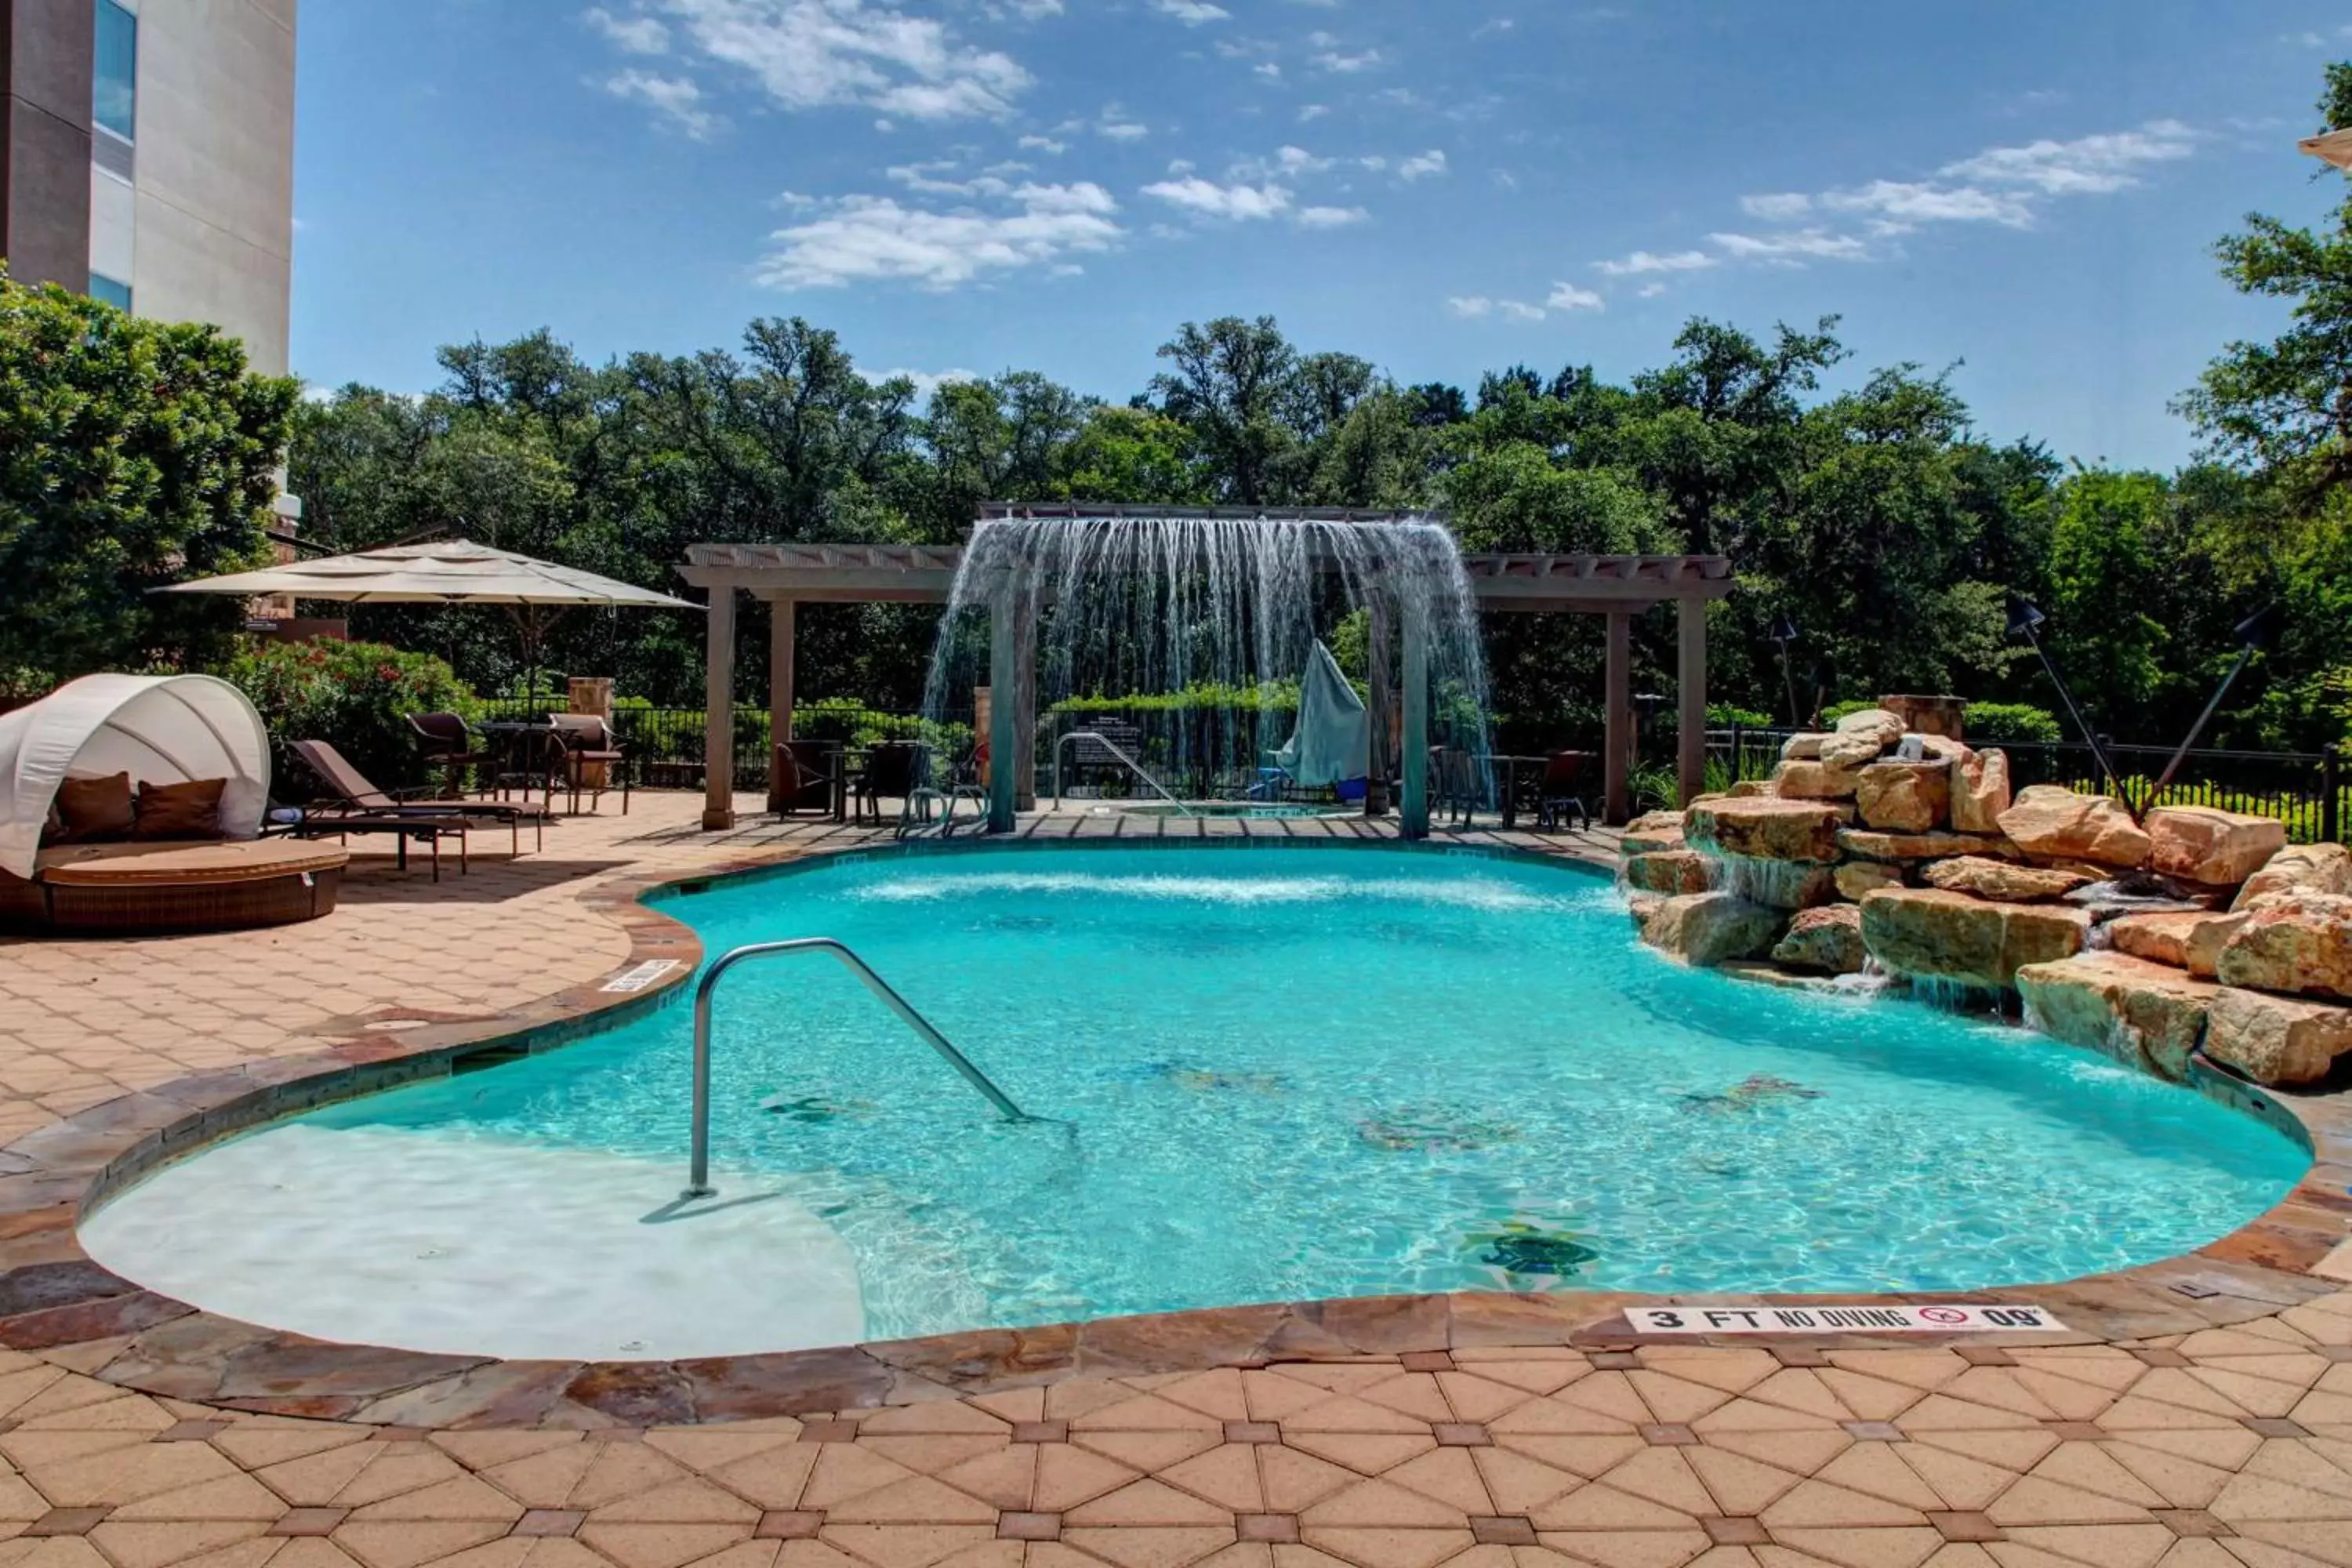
1051;730;1193;815
684;937;1036;1199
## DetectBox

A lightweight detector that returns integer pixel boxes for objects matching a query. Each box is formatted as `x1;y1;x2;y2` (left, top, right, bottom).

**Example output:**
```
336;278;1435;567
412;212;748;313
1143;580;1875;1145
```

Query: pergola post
1013;595;1038;812
766;596;796;810
1400;593;1430;839
1365;594;1392;816
702;586;737;831
1603;611;1632;826
1678;597;1708;808
988;581;1018;833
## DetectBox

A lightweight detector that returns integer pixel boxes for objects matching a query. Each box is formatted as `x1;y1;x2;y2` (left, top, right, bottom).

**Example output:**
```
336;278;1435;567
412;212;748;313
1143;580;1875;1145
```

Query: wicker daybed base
0;840;350;935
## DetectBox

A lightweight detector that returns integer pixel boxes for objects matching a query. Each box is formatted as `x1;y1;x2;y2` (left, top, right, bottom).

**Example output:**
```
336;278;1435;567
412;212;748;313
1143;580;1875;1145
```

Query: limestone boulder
1714;861;1841;912
1839;829;2020;863
2204;986;2352;1087
1686;798;1847;865
1921;857;2091;904
1780;732;1830;762
2015;952;2220;1080
1881;694;1967;740
1776;760;1864;800
1996;786;2153;872
1855;761;1952;833
2109;911;2209;975
1624;850;1714;897
2214;892;2352;1001
1819;708;1906;770
1836;861;1906;902
1623;811;1686;855
1638;892;1787;967
2234;842;2352;910
1771;905;1867;976
1859;887;2090;989
1896;733;1970;764
2144;807;2287;891
1727;779;1781;800
1950;749;2013;835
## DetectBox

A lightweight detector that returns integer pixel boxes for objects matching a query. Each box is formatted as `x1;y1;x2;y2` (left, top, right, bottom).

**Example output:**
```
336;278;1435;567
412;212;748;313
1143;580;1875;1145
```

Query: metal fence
477;702;975;791
1710;726;2346;844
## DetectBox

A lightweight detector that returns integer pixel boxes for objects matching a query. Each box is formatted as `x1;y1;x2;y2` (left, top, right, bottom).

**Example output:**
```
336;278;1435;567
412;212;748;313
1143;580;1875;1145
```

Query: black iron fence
1710;726;2345;844
474;702;974;792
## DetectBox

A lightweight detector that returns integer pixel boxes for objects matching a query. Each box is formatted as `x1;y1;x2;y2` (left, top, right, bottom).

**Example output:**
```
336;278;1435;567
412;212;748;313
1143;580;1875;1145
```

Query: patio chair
855;740;927;829
1535;750;1595;833
407;712;494;799
1432;747;1479;827
288;739;546;856
771;739;841;818
549;714;630;815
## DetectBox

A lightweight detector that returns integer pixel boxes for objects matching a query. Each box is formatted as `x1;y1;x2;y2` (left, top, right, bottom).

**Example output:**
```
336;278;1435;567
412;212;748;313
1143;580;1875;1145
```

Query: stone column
1678;597;1708;808
1400;593;1430;839
1604;611;1632;826
702;586;736;831
1365;594;1392;816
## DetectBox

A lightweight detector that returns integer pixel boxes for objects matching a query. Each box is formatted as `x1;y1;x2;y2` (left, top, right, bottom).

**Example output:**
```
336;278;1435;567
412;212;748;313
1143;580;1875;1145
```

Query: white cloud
648;0;1033;122
1151;0;1231;23
1592;248;1717;276
757;181;1121;289
1018;133;1067;154
1448;296;1546;321
599;69;718;137
1817;180;2032;228
1940;118;2197;194
1312;47;1384;72
1739;191;1812;221
1297;205;1367;227
1635;282;1668;298
1255;62;1282;80
1546;281;1604;311
1398;149;1448;180
878;366;979;400
1141;176;1292;220
1098;107;1149;140
1707;227;1871;263
1298;103;1330;122
586;6;671;54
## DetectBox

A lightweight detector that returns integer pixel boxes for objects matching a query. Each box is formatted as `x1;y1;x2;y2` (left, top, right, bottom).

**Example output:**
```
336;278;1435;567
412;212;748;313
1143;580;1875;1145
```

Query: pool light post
1768;613;1802;728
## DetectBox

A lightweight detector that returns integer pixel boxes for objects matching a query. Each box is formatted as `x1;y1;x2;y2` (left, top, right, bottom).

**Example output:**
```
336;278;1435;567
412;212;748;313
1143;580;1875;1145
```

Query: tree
1149;316;1300;504
2176;63;2352;498
0;273;296;685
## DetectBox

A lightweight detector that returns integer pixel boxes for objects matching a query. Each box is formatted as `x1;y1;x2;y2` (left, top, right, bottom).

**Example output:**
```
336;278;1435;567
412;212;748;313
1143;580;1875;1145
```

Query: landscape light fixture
2005;596;2129;806
2142;602;2278;819
1767;613;1802;727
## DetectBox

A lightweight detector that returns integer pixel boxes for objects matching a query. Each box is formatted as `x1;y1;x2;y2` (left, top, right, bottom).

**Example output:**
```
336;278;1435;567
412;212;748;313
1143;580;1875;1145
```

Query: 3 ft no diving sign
1624;1304;2065;1335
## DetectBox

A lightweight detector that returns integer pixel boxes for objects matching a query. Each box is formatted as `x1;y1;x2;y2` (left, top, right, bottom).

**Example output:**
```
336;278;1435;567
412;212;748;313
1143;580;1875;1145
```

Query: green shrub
1707;702;1774;728
1962;701;2064;744
1820;699;1875;726
218;639;479;796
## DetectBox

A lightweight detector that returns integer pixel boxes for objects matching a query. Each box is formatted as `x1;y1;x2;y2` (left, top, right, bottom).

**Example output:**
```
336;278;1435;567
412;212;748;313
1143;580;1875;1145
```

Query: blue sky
292;2;2352;470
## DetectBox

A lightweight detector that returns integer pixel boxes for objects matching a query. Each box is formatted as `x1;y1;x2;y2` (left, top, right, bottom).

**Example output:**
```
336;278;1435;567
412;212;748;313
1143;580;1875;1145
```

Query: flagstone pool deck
2;792;2350;1568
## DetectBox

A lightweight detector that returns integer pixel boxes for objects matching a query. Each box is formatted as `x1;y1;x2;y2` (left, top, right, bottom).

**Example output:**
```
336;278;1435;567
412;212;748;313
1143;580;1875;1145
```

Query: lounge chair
1536;750;1595;833
289;739;547;856
771;739;842;818
855;741;927;829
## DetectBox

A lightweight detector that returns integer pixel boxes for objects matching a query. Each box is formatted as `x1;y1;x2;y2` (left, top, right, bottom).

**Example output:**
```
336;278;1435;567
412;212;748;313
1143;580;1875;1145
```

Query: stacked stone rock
1617;704;2352;1089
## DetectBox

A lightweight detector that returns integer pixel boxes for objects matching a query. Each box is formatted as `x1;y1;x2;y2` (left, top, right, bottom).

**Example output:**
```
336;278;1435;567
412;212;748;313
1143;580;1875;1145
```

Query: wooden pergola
676;508;1735;837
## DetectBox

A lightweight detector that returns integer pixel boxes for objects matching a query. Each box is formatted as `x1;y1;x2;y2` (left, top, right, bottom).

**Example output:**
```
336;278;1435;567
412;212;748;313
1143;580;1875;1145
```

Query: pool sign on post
1624;1304;2067;1334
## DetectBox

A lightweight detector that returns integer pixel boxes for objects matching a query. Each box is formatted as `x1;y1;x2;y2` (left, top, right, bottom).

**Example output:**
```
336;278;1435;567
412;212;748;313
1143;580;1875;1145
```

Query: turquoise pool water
107;844;2307;1349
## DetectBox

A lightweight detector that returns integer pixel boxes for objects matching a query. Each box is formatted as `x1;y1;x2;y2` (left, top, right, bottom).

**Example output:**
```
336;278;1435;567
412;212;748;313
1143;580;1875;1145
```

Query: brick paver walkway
1;793;2347;1566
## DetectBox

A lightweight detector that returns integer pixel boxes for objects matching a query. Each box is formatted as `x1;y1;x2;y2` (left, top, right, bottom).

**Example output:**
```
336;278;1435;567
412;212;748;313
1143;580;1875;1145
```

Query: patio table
1490;753;1551;829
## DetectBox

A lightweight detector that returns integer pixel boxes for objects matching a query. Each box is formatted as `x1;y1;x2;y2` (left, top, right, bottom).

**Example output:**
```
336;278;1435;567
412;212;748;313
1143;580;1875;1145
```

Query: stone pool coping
2;831;2348;1430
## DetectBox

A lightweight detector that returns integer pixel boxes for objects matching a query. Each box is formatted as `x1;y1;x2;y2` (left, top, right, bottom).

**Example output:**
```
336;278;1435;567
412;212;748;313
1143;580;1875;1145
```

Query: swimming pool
82;842;2307;1361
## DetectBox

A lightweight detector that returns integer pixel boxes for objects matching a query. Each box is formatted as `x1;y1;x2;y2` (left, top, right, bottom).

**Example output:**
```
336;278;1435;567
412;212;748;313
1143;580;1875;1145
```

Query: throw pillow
52;772;136;843
134;778;229;840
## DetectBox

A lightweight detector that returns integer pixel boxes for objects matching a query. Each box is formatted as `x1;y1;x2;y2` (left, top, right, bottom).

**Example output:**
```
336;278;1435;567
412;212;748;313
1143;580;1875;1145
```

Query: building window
89;273;132;313
93;0;136;143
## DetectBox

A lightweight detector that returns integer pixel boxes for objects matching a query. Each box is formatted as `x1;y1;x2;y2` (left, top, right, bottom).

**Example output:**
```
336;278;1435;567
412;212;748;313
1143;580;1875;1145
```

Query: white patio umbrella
2303;128;2352;171
158;538;700;694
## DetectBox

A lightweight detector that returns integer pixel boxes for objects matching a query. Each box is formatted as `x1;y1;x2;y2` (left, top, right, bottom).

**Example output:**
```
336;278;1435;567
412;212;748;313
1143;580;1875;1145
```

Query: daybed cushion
31;839;349;886
52;772;135;843
134;778;227;840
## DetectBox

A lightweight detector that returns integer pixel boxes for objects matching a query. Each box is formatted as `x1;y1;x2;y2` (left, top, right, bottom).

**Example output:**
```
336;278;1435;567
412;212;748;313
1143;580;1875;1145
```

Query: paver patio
1;792;2349;1566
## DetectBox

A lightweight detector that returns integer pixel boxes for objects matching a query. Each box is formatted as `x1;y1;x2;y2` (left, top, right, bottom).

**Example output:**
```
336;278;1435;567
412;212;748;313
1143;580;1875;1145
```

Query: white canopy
2303;129;2352;171
1273;640;1370;788
155;539;699;608
0;674;271;878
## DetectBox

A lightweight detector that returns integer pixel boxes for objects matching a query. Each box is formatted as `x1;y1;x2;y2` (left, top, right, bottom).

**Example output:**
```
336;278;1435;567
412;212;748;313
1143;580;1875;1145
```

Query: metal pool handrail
684;938;1035;1199
1052;730;1192;815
